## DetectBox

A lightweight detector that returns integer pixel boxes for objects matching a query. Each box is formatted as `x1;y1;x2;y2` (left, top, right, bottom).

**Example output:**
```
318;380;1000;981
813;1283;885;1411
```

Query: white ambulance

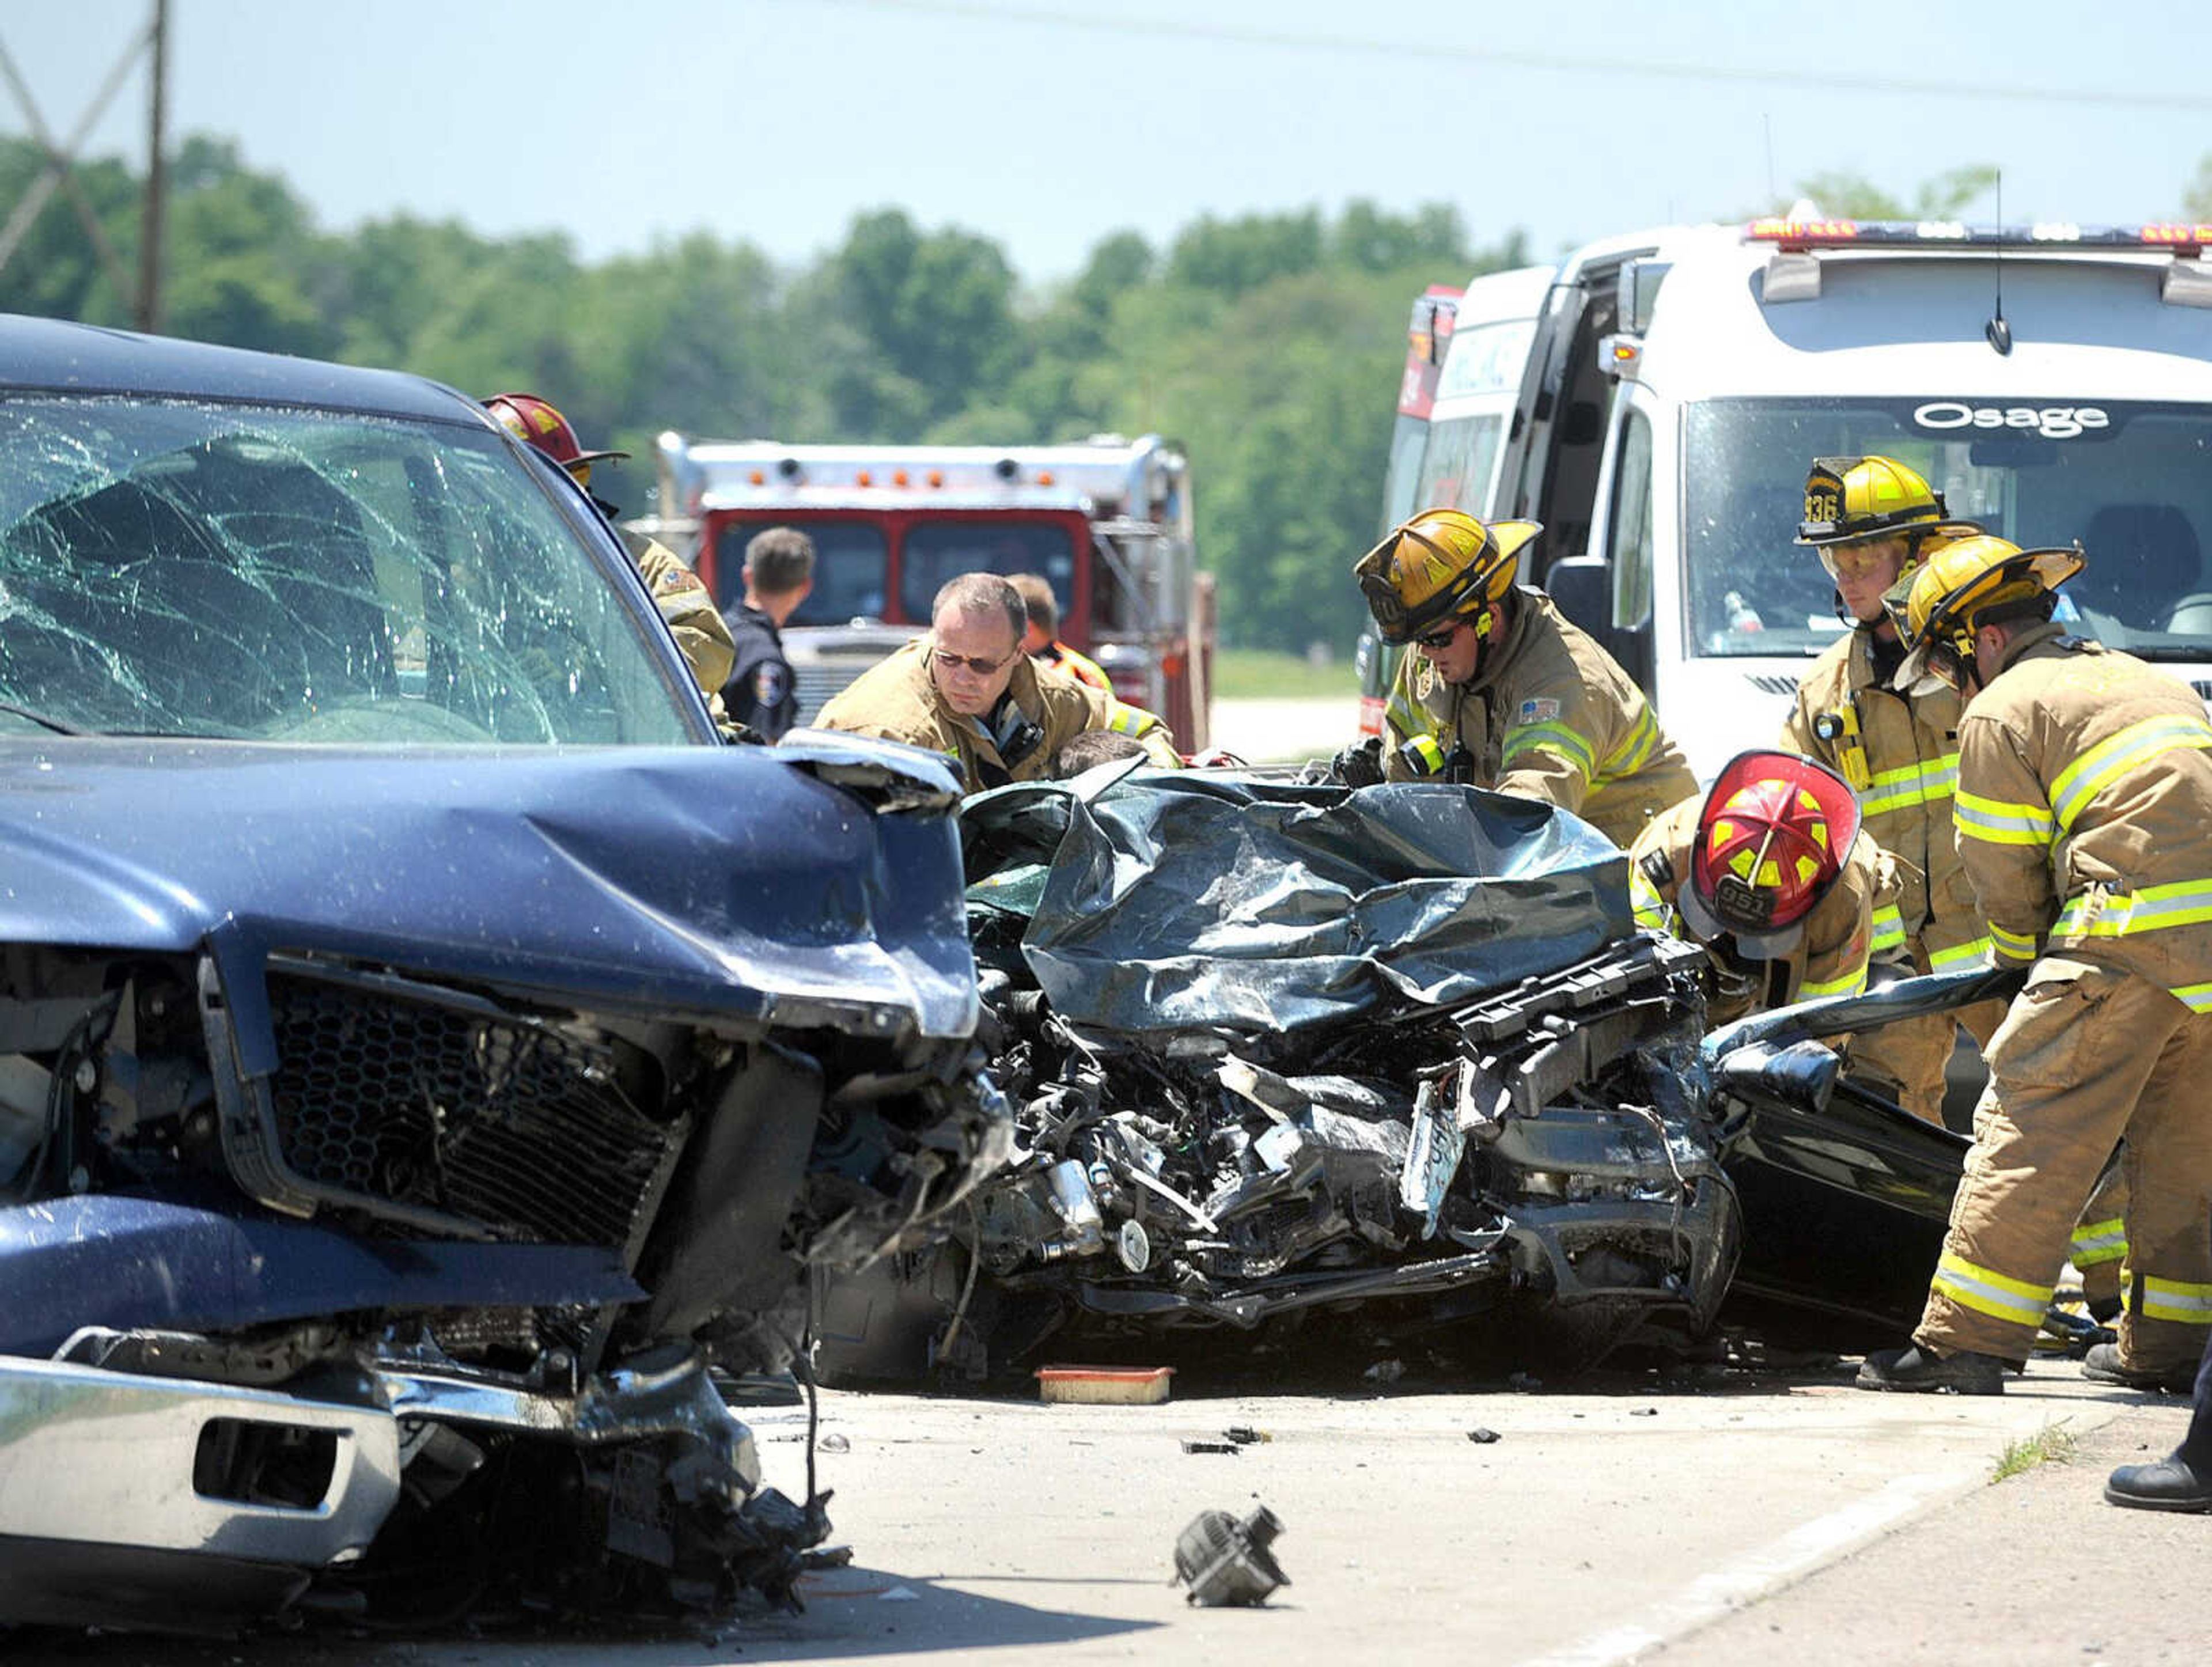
1360;219;2212;779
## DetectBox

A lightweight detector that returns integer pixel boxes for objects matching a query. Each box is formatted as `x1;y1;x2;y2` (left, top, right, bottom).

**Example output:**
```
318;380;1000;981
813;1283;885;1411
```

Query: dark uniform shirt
719;603;800;741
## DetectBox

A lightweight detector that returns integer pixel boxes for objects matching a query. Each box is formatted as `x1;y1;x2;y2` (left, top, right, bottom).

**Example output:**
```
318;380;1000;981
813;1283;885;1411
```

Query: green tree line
3;132;1520;654
13;136;2138;653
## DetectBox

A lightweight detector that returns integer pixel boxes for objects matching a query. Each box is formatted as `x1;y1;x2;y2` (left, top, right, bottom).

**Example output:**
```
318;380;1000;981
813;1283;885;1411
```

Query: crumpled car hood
964;772;1631;1034
0;732;976;1041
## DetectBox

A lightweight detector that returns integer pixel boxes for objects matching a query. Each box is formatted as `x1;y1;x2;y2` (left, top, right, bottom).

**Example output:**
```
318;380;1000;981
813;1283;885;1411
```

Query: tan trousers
1916;952;2212;1374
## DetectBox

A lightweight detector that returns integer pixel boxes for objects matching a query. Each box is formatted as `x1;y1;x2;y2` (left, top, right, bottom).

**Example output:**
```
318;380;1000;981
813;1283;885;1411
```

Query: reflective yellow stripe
1985;920;2038;966
1862;753;1960;817
2173;981;2212;1014
1501;719;1595;779
1105;702;1153;737
1598;704;1660;780
1955;789;2054;848
1628;862;1670;933
2142;1276;2212;1324
2050;715;2212;834
1931;1252;2052;1327
1870;903;1907;954
1801;965;1869;998
1929;935;1994;971
2070;1218;2129;1269
1385;681;1425;737
2055;878;2212;940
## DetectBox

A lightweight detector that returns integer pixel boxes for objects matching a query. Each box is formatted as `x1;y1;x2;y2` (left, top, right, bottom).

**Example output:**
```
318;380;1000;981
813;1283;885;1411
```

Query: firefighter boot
2104;1454;2212;1511
2081;1342;2198;1393
1855;1344;2005;1394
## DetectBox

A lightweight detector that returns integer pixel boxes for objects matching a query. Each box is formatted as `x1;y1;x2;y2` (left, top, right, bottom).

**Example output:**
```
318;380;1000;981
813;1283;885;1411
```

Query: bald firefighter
1630;752;1887;1028
1858;535;2212;1395
484;393;735;699
1781;456;2001;1123
815;571;1179;792
1358;509;1695;847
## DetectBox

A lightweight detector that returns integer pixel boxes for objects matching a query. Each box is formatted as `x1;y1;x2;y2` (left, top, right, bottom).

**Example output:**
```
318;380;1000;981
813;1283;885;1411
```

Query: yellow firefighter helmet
1894;533;2085;688
1354;507;1543;645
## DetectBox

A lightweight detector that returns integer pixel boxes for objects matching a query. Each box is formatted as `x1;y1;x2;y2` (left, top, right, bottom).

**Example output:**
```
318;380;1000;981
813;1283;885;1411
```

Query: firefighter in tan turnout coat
1781;456;2001;1122
1360;509;1695;848
1858;535;2212;1395
816;572;1179;793
1628;751;1888;1029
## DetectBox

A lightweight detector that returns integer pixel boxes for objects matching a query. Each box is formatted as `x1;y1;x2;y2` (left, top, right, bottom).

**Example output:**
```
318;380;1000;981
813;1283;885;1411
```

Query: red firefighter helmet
483;392;628;478
1680;751;1859;959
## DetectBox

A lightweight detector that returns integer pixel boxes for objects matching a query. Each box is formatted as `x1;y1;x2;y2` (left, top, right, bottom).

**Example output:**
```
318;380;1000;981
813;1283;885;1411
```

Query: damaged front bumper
0;1350;402;1634
0;1336;815;1636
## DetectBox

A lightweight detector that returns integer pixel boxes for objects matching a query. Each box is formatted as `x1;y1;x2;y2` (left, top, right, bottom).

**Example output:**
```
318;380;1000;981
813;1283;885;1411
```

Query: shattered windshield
0;396;694;743
1685;397;2212;661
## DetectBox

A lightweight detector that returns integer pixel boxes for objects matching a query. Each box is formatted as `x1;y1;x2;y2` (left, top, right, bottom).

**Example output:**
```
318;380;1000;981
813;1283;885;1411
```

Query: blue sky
6;0;2210;286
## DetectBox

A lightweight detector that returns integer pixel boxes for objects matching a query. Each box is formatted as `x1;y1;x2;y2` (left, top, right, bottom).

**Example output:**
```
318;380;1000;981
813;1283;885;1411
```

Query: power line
810;0;2212;114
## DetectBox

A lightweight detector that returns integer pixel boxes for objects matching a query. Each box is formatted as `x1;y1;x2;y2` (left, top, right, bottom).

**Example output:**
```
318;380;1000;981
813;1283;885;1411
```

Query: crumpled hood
964;771;1631;1035
0;733;977;1043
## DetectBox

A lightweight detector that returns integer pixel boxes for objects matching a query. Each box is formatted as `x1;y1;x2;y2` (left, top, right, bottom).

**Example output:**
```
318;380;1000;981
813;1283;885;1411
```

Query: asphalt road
31;1358;2206;1667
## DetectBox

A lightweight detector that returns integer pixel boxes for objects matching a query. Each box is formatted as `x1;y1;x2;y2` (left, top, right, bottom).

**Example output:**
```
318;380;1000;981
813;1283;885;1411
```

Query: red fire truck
653;432;1213;748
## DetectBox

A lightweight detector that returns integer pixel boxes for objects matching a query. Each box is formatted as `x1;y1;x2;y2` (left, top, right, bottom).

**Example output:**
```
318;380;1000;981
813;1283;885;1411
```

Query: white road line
1514;1465;1986;1667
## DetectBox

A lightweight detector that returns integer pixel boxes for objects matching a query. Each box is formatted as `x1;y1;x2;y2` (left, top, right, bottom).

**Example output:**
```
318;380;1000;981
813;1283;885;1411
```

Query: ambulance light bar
1745;219;2212;254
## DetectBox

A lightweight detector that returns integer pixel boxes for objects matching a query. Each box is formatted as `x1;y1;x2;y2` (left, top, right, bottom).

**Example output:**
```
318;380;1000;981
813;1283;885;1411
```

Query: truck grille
792;662;868;725
263;971;680;1248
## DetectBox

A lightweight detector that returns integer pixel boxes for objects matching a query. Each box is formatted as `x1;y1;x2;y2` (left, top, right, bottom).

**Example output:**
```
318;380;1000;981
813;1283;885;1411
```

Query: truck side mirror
1543;553;1613;640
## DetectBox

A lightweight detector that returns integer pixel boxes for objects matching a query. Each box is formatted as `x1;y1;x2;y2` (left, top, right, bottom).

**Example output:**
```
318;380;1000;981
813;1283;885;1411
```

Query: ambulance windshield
1684;398;2212;662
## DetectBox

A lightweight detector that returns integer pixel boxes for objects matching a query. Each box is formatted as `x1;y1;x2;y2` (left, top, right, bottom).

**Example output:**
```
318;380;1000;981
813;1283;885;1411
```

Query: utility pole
0;3;165;324
137;0;167;332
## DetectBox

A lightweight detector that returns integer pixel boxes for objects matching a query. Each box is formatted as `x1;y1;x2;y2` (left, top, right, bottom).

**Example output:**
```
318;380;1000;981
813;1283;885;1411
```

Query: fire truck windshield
714;520;888;626
899;520;1078;622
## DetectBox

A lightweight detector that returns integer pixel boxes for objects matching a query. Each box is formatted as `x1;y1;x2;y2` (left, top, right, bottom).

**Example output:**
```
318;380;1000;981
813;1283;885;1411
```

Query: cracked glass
0;396;694;744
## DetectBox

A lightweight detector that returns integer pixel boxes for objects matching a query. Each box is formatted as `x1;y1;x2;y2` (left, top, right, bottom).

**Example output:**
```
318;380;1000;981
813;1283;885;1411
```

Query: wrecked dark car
0;317;1006;1635
1699;966;2009;1348
819;767;1999;1384
820;768;1740;1380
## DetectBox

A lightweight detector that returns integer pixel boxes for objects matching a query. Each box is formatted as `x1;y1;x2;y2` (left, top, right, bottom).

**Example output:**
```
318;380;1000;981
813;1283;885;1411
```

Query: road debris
1036;1365;1175;1404
1468;1427;1503;1444
1174;1505;1290;1607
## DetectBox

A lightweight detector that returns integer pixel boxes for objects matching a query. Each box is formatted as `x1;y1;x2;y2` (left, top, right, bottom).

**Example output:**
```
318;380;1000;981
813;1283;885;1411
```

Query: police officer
1008;572;1112;691
1783;456;2000;1124
1357;509;1694;847
1858;534;2212;1395
718;526;814;740
1629;751;1889;1028
483;393;735;700
815;573;1179;793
